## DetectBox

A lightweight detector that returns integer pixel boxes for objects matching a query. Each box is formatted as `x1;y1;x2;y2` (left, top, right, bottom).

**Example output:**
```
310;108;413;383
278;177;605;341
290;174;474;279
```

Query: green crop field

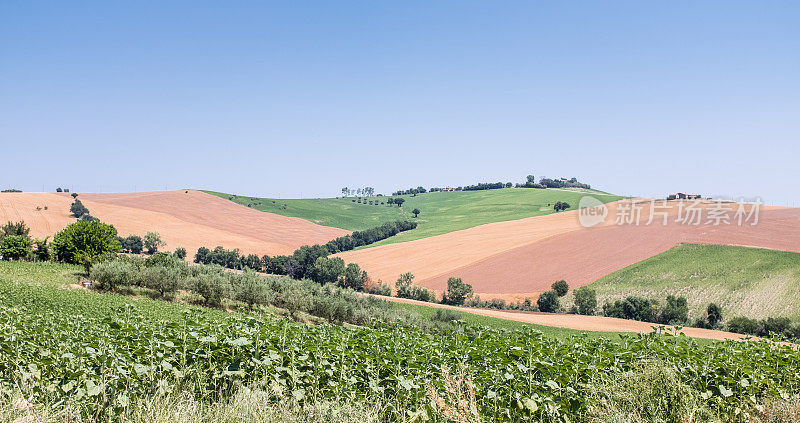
583;243;800;322
2;261;798;422
204;188;624;246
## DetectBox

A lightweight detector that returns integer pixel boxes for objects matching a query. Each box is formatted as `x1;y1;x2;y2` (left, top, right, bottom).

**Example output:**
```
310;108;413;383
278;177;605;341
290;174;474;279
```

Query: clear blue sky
2;1;798;204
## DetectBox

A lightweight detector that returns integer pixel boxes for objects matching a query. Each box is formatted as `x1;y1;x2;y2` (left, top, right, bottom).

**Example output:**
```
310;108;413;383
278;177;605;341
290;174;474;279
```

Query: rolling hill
0;190;348;258
336;200;800;301
582;243;800;322
204;188;625;247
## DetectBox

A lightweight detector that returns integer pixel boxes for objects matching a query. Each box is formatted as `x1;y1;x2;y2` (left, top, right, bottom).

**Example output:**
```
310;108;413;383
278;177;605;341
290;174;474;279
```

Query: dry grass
426;364;482;423
750;397;800;423
0;387;383;423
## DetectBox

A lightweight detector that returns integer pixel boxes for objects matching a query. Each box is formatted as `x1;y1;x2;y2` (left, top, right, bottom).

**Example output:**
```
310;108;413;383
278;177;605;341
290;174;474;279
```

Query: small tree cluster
70;199;89;218
727;316;800;340
602;295;689;325
537;291;560;313
395;272;437;302
323;220;417;254
0;220;50;261
442;277;473;306
553;201;571;212
118;235;144;254
392;186;427;196
573;286;597;315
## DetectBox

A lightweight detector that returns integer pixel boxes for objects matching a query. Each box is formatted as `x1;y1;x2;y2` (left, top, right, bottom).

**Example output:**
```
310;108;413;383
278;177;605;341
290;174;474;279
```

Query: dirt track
379;295;750;341
339;200;800;301
0;191;349;258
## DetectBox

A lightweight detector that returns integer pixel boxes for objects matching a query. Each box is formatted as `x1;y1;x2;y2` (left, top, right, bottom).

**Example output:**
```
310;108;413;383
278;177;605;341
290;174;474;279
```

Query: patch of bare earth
0;190;349;259
339;201;800;301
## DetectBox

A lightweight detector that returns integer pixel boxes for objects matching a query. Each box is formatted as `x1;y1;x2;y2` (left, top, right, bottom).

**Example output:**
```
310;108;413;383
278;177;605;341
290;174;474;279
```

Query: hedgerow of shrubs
88;256;462;333
602;295;689;325
193;220;416;279
726;316;800;339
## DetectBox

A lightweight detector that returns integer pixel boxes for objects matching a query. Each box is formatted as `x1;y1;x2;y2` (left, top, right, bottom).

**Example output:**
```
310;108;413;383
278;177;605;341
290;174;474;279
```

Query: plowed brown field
337;200;800;301
0;190;349;257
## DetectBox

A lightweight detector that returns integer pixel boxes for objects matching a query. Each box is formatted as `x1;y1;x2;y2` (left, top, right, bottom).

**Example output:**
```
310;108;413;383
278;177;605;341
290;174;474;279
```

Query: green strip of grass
204;188;624;246
389;299;719;345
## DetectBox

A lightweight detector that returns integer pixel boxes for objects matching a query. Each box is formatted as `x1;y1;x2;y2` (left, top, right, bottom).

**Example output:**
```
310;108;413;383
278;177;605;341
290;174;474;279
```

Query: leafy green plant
190;273;230;306
3;261;800;422
442;277;473;306
551;280;569;297
573;286;597;315
537;290;560;313
51;220;121;266
90;260;137;291
0;235;31;260
143;232;165;255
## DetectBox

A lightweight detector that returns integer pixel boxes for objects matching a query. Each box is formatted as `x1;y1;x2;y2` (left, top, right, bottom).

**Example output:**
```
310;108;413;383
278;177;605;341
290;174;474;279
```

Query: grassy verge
390;299;717;345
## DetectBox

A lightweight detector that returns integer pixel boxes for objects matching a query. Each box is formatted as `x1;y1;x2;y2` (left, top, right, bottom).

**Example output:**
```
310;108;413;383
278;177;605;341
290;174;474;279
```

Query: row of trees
602;295;692;325
535;280;598;315
462;182;511;191
348;197;409;210
517;174;592;190
341;187;375;197
116;232;166;255
599;295;726;330
89;254;472;334
392;173;592;196
1;189;22;193
392;186;427;196
397;182;511;195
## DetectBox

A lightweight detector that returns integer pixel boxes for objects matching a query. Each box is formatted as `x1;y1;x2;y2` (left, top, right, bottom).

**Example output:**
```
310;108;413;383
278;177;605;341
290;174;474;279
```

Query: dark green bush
174;247;187;260
603;296;658;322
658;295;689;325
90;260;137;291
0;235;31;260
573;286;597;315
52;220;121;268
551;280;569;297
442;277;473;305
191;273;230;306
366;282;392;296
537;290;560;313
139;266;181;298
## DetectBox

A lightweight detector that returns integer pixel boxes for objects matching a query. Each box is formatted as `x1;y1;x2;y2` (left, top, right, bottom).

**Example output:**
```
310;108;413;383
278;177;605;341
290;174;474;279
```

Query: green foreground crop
1;262;799;421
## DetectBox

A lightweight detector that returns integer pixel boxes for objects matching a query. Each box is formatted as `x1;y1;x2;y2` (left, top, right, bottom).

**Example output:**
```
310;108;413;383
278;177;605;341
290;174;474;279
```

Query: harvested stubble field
0;190;349;258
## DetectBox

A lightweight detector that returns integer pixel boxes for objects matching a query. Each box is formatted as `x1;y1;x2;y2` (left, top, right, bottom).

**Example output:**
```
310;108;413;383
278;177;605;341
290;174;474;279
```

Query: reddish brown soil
377;295;750;341
0;190;349;258
339;201;800;301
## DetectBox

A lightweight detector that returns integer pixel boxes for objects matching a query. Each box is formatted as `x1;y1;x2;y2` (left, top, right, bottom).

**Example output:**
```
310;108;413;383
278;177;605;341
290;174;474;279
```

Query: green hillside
204;188;624;247
584;243;800;322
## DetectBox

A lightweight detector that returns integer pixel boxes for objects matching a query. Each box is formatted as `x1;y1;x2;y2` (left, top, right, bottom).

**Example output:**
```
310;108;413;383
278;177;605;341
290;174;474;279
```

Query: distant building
673;192;701;200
